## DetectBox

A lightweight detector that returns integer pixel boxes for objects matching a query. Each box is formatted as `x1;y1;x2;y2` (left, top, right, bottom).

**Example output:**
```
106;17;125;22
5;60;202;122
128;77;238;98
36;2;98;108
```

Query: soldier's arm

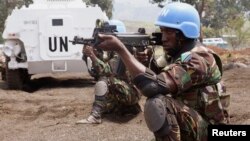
97;34;170;98
83;45;112;76
96;34;146;77
92;59;113;76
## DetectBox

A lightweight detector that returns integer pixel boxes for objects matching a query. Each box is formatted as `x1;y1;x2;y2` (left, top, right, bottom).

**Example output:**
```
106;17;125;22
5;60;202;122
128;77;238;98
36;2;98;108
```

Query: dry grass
207;46;250;65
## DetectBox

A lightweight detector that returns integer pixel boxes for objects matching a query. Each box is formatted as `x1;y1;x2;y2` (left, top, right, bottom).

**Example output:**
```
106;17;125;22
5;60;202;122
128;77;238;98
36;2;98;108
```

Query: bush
0;32;3;43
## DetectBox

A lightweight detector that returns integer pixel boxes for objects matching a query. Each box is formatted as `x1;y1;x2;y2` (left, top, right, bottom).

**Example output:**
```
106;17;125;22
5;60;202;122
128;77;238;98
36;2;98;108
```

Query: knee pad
94;79;108;101
144;95;167;132
144;95;178;137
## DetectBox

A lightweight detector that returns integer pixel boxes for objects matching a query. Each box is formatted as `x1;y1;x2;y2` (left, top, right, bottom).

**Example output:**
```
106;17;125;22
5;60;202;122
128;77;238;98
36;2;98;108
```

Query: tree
0;0;33;43
83;0;113;18
150;0;250;41
188;0;250;35
0;1;8;42
224;17;250;49
201;0;250;48
202;26;217;38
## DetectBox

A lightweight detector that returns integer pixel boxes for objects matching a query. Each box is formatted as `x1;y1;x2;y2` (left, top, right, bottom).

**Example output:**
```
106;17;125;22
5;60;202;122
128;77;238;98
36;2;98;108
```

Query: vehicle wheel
5;61;30;90
1;67;6;81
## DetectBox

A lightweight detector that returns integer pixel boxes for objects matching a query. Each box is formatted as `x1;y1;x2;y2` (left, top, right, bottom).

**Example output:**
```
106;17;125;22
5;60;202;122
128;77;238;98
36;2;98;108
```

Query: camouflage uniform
146;43;229;141
89;53;141;118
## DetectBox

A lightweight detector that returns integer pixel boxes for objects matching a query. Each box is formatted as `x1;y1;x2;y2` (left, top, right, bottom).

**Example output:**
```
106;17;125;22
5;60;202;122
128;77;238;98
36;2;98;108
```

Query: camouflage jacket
150;42;228;124
92;53;132;82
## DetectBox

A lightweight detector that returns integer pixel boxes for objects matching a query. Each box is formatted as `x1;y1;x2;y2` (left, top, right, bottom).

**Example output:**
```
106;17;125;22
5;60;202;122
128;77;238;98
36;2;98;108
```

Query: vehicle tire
1;67;6;81
5;60;31;90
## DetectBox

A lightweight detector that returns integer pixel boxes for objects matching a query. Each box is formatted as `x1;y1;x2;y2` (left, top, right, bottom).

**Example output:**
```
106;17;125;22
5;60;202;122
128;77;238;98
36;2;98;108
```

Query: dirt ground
0;48;250;141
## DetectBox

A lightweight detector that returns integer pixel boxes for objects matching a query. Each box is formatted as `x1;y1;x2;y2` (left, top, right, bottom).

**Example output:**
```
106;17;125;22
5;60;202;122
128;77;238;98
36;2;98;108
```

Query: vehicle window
52;19;63;26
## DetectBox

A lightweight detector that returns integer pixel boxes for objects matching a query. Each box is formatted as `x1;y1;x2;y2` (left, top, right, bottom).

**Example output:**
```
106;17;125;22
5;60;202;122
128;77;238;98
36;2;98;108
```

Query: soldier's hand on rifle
134;48;152;65
82;45;97;61
96;34;125;52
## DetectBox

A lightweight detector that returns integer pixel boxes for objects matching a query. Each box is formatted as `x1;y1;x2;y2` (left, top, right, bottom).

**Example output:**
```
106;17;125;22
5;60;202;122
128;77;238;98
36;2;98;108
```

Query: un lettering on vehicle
49;36;68;52
47;36;72;57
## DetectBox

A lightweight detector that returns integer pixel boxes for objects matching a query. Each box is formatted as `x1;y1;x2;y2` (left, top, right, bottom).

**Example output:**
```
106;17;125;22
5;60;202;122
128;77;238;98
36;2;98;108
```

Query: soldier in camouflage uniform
76;45;141;124
95;2;230;141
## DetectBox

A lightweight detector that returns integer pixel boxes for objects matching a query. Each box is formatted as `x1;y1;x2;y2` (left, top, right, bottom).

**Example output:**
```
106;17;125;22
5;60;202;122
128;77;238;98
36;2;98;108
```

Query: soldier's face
160;27;178;56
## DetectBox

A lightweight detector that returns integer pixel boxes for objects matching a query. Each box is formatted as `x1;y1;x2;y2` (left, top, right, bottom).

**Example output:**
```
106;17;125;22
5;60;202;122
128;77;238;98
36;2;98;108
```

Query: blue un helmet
155;2;200;39
108;19;126;33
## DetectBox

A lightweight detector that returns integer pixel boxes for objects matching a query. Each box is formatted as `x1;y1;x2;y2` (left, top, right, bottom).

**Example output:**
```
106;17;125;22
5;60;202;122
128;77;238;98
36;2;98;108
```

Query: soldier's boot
76;77;109;124
76;103;103;124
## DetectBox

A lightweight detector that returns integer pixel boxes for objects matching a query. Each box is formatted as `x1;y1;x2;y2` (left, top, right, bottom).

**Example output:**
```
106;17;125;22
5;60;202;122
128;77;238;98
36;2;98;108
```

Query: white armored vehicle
2;0;108;89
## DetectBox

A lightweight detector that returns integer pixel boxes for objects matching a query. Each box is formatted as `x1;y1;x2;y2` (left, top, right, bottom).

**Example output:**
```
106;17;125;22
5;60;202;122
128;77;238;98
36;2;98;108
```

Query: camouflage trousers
153;96;209;141
93;76;141;115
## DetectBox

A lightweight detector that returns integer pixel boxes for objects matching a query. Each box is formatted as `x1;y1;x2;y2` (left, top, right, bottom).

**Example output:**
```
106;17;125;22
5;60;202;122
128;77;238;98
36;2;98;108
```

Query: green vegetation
150;0;250;49
83;0;113;18
123;20;156;33
0;32;3;43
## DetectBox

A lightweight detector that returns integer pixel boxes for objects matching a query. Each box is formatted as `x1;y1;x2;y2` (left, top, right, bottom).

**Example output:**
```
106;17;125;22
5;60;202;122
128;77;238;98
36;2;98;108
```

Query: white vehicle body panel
2;0;108;74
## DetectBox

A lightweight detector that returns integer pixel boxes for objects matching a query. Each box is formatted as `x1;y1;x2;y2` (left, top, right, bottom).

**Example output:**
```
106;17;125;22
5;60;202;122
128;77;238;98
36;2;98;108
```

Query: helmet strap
171;31;195;60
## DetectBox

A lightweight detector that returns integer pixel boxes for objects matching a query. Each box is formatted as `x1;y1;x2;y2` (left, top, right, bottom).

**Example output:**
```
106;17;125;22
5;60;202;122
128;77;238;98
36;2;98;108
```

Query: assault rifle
69;21;162;77
69;21;162;52
70;32;162;52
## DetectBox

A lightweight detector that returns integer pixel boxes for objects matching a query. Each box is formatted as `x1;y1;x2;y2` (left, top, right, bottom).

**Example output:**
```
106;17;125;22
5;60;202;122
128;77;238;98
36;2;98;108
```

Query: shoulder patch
181;52;192;63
